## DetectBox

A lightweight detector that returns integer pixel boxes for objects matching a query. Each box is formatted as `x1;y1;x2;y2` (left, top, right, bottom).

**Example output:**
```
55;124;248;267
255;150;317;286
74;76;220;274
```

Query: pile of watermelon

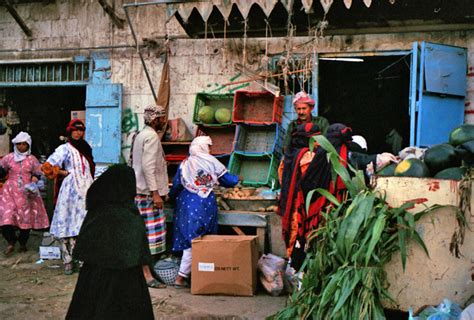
198;106;232;125
377;124;474;180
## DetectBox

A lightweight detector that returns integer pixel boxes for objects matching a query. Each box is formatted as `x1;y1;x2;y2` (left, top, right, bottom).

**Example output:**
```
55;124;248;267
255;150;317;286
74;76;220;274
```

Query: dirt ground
0;231;286;320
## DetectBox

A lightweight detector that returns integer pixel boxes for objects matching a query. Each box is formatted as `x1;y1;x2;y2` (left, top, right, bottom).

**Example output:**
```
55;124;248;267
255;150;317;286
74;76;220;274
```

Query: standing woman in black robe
66;165;154;320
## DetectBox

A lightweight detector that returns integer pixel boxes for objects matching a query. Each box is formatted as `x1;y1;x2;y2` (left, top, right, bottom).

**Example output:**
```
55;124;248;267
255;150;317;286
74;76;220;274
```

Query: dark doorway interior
318;55;411;154
4;86;86;158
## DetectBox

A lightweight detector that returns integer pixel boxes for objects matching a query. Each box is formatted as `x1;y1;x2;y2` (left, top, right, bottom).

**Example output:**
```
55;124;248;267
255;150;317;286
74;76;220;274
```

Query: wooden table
164;207;269;253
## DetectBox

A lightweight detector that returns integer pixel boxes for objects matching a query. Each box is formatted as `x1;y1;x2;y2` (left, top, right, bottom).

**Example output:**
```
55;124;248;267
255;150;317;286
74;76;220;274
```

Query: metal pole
124;5;157;101
122;0;203;101
4;0;33;37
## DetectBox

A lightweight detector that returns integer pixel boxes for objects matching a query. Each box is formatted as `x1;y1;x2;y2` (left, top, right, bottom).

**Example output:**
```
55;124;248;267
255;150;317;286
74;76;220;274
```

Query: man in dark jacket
283;91;330;152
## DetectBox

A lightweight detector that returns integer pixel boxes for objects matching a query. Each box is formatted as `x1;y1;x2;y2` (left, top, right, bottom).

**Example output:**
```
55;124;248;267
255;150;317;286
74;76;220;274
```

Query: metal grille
0;62;89;83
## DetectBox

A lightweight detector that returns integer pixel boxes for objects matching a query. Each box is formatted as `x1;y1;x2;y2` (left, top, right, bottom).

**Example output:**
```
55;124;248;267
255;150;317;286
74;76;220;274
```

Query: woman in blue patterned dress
169;136;239;288
42;119;95;274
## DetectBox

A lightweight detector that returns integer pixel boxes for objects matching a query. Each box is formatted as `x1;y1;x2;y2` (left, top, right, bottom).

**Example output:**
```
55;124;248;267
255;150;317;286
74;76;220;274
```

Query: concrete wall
1;1;474;162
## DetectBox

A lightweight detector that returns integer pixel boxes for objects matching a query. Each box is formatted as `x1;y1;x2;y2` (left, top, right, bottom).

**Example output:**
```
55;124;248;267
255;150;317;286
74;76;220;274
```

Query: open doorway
318;54;411;154
1;86;86;158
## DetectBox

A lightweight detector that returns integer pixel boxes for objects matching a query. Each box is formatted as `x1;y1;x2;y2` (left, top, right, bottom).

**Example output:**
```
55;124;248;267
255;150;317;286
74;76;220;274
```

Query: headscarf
325;123;353;148
143;105;166;124
352;135;367;151
66;119;86;134
293;91;315;106
66;119;95;177
11;131;32;162
74;164;151;270
86;164;137;212
180;136;227;198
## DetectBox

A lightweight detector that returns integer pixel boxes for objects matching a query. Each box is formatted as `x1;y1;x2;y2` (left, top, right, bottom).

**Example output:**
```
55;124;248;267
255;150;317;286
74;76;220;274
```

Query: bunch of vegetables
272;135;438;320
379;124;474;179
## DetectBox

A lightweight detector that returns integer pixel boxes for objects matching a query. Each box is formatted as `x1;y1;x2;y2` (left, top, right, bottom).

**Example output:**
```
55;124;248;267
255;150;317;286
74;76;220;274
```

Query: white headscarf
180;136;227;198
352;135;368;151
11;131;32;162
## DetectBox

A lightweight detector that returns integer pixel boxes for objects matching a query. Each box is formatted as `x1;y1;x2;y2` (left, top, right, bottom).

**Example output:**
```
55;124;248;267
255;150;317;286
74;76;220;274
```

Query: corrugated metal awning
166;0;396;22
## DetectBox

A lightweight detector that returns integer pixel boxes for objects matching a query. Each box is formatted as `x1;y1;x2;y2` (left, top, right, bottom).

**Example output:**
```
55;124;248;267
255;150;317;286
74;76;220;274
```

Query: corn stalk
271;136;437;320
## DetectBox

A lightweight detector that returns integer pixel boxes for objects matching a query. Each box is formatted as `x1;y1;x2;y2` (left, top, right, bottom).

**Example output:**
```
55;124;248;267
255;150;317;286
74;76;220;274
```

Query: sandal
147;279;166;289
3;245;14;257
64;263;74;275
174;279;190;289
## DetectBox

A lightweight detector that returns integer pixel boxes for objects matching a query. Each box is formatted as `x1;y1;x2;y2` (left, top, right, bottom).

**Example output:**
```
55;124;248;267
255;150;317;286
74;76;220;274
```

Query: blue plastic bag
408;299;462;320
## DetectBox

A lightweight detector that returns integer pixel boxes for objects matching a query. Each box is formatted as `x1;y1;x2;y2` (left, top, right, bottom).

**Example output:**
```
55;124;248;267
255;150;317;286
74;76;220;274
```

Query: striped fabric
135;194;166;255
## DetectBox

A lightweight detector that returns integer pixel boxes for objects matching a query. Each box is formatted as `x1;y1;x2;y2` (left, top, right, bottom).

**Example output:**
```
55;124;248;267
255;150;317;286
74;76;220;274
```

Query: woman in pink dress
0;131;49;256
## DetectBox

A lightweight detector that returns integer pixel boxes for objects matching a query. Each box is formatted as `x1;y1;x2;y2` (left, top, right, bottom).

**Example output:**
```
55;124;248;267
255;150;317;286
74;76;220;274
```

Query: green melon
424;144;460;175
376;163;397;176
449;124;474;146
215;108;232;124
434;167;466;180
394;158;430;177
198;106;215;124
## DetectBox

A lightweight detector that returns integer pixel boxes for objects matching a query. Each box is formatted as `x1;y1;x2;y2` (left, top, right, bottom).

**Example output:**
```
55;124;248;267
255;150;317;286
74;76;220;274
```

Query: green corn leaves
271;136;435;320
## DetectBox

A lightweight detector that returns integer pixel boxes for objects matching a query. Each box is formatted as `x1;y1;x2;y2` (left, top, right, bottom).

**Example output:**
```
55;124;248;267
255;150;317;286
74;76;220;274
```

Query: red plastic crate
162;142;190;162
232;91;283;125
195;125;236;155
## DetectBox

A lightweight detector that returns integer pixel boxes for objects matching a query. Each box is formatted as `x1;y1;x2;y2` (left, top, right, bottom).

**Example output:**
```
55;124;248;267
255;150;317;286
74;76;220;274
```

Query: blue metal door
85;83;122;163
410;42;467;147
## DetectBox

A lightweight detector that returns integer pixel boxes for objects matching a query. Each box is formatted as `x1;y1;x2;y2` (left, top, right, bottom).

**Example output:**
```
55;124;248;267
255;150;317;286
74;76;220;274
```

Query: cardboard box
70;110;85;123
191;235;259;296
39;246;61;260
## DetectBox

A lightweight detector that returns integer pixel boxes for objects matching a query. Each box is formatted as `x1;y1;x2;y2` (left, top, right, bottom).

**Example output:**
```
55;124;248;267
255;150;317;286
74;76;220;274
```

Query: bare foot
3;245;14;257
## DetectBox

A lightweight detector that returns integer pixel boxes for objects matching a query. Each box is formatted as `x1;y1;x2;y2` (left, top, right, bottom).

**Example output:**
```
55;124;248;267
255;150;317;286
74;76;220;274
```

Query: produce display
423;144;460;174
214;108;232;124
449;124;474;146
394;158;430;177
377;124;473;180
197;105;232;124
376;163;396;176
197;105;215;124
434;167;467;180
215;185;279;213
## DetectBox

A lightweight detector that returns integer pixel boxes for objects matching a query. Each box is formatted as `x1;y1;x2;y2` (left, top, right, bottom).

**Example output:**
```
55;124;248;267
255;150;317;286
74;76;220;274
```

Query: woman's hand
59;170;69;177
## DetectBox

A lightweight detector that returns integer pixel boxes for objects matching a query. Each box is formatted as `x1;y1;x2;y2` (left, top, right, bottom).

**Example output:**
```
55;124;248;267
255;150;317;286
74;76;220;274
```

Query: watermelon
434;167;466;180
198;106;215;124
449;124;474;146
376;163;397;176
214;108;232;124
423;144;460;175
394;158;430;177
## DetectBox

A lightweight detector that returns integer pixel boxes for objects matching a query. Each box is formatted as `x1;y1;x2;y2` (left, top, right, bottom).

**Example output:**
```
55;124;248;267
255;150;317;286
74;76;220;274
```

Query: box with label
191;235;259;296
39;246;61;260
70;110;86;123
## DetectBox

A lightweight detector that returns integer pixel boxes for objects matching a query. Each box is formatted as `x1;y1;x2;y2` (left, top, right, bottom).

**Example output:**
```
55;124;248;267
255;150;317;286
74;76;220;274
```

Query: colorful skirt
135;195;166;255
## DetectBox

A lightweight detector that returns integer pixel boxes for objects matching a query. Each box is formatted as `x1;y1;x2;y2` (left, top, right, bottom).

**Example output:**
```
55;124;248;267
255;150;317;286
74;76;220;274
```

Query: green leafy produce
198;106;215;124
214;108;232;124
449;124;474;146
271;135;437;320
394;158;430;177
434;167;466;180
424;144;460;175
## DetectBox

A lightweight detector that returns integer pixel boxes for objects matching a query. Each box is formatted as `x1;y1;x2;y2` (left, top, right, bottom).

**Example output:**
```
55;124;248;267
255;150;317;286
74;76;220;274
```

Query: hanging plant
271;135;440;320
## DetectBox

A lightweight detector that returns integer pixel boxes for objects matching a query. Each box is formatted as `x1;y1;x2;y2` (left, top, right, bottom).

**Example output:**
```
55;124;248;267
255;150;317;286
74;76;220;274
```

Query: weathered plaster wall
1;1;474;161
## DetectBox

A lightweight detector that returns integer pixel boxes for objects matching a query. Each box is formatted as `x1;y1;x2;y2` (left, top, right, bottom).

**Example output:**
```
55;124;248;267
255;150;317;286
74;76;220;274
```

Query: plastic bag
409;299;463;320
257;254;286;296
